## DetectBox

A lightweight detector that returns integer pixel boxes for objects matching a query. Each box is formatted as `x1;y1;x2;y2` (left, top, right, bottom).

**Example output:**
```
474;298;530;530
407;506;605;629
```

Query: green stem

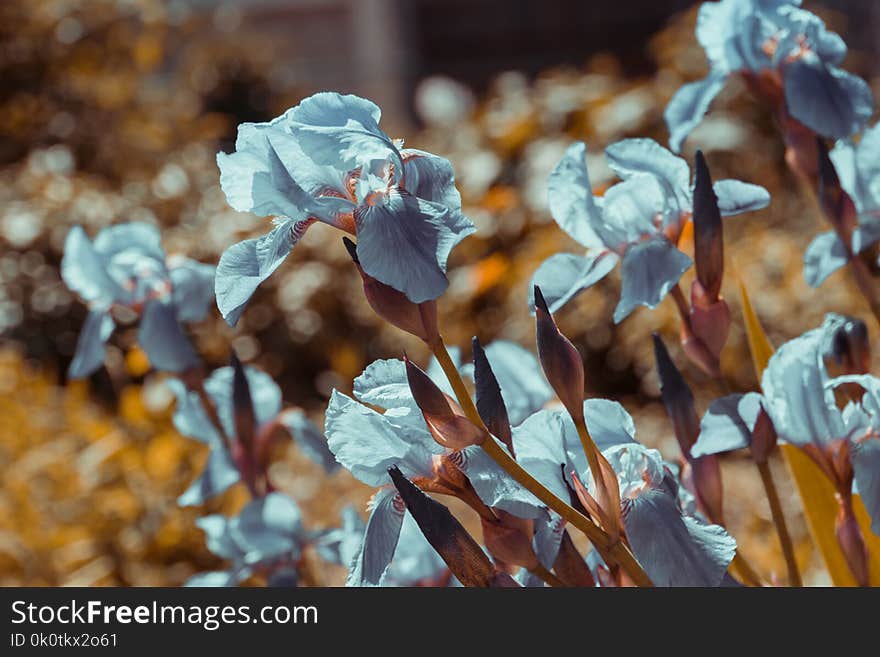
756;460;802;586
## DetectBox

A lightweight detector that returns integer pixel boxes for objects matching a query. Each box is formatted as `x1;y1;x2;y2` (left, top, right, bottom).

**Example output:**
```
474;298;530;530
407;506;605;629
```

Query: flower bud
690;279;731;363
404;356;485;449
231;352;256;452
534;285;585;424
343;237;440;344
471;337;513;454
748;405;778;465
817;138;858;237
553;530;595;587
388;466;516;587
692;150;723;302
481;510;538;571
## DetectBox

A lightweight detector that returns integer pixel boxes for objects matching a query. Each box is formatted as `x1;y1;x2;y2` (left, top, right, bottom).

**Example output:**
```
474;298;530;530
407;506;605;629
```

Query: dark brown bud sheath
689;281;731;365
749;405;778;465
534;285;585;424
472;337;514;454
817;138;858;237
835;495;869;586
481;510;538;571
693;151;723;302
343;237;440;345
404;355;485;449
653;333;724;524
388;466;518;587
553;530;596;587
231;351;256;452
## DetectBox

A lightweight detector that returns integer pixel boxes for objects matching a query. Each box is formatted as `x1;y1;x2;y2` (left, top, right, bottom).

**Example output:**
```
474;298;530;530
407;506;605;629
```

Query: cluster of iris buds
60;0;880;587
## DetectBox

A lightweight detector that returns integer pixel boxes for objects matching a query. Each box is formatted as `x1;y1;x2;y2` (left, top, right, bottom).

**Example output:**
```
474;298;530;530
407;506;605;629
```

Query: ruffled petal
546;142;604;248
713;179;771;216
401;149;463;210
352;358;413;409
355;188;475;303
664;73;728;153
803;230;848;287
459;440;544;519
67;310;114;379
604;138;691;210
613;239;692;323
529;250;618;314
93;222;165;261
214;218;312;326
138;300;200;373
346;487;405;587
178;447;240;506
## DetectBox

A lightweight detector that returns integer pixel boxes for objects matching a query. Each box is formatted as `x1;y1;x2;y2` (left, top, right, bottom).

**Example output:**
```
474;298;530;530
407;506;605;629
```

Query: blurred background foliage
1;0;878;585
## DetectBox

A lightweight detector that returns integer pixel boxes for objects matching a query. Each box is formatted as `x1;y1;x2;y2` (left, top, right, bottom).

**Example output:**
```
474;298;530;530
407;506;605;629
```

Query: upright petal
803;230;848;287
546;142;604;248
529;250;618;315
664;73;728;154
613;239;692;323
355;189;475;303
214;218;312;326
346;487;405;587
352;358;415;410
93;222;165;261
67;310;114;379
713;179;771;216
604;138;691;211
138;300;199;373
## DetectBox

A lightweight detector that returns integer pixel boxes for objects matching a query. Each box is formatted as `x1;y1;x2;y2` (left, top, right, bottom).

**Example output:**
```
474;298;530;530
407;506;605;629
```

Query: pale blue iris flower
533;138;768;321
806;122;880;286
61;222;214;379
666;0;873;152
215;92;474;325
692;315;880;534
168;365;335;506
514;400;737;586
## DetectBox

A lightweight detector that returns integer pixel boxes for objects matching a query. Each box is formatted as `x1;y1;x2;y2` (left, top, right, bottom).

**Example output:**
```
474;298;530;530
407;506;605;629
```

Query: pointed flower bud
553;530;595;587
693;151;723;303
343;237;440;345
689;280;731;366
481;510;538;571
817;138;858;237
748;405;778;465
653;333;724;523
472;337;513;454
388;466;515;587
534;285;585;424
231;351;256;452
404;356;485;449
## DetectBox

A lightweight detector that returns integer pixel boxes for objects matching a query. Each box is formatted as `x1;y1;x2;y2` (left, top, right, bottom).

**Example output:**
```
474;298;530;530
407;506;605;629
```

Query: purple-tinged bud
690;280;731;364
481;510;538;571
388;466;517;588
553;530;595;587
817;138;858;237
749;405;778;465
343;237;440;345
835;495;869;586
404;356;485;449
653;334;724;523
534;285;585;424
693;151;723;302
472;337;513;454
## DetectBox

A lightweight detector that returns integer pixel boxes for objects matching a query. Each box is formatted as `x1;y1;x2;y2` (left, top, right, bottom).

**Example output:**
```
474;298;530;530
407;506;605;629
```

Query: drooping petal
138;300;199;373
385;512;449;586
165;378;222;445
624;488;736;586
613;239;692;323
278;409;338;473
169;257;216;323
346;487;405;587
67;310;114;379
546;142;604;248
324;390;439;487
233;493;305;565
355;189;475;303
851;437;880;535
803;230;848;287
401;149;463;210
784;58;874;140
713;179;771;216
604;138;691;211
460;440;544;519
178;447;240;506
288;92;400;170
693;392;763;458
214;218;312;326
529;250;618;314
61;226;121;308
664;73;728;154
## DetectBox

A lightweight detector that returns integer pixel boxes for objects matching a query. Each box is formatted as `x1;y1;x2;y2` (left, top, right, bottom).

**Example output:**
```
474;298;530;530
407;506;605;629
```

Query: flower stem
730;552;764;587
756;460;802;586
530;563;565;587
428;338;653;587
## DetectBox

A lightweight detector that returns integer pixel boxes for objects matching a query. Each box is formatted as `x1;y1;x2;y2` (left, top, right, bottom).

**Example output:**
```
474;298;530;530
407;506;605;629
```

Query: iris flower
533;138;768;321
61;222;214;379
806;122;880;286
513;400;737;586
665;0;873;153
692;315;880;534
215;92;474;325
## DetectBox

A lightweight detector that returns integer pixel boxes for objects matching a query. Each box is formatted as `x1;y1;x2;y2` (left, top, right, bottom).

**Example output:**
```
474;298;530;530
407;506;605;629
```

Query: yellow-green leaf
737;277;880;585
